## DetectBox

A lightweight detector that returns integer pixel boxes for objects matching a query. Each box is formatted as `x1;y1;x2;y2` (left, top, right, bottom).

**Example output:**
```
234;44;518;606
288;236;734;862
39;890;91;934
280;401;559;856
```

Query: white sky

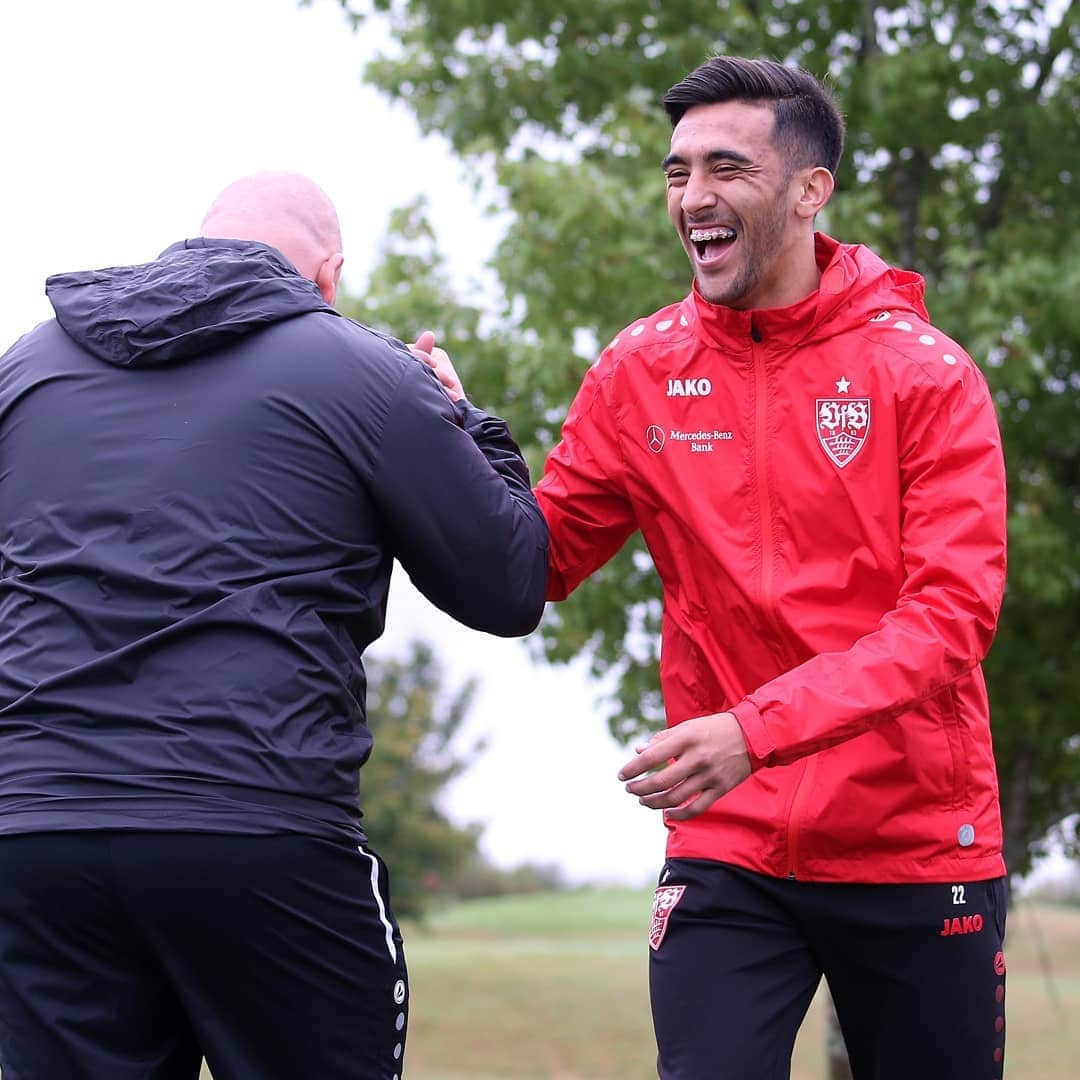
0;0;666;885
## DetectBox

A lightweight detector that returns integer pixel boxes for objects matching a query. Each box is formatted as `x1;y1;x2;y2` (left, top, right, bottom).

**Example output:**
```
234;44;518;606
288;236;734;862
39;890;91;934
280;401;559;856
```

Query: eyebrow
661;149;756;170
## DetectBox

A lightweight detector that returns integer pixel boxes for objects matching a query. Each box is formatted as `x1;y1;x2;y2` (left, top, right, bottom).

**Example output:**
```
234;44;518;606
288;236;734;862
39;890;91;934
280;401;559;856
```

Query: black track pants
649;859;1007;1080
0;832;408;1080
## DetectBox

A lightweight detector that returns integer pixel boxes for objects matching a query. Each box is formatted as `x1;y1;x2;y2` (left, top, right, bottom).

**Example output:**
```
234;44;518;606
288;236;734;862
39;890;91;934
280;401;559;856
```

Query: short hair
663;56;845;176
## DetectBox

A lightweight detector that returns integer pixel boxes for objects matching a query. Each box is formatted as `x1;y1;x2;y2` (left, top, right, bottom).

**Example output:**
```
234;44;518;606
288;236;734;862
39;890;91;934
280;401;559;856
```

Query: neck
737;234;822;312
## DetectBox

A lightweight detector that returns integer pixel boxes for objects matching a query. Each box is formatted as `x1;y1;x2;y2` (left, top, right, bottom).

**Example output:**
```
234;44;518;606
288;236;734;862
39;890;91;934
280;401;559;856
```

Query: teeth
689;227;736;242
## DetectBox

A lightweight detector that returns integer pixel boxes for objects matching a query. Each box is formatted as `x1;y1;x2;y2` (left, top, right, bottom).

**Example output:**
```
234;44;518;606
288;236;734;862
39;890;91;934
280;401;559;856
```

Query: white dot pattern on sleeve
656;320;673;332
630;324;645;337
943;353;958;365
919;334;936;345
894;320;913;332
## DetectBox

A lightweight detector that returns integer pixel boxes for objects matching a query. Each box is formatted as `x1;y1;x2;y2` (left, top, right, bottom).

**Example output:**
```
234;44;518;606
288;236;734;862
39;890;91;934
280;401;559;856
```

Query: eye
665;170;688;185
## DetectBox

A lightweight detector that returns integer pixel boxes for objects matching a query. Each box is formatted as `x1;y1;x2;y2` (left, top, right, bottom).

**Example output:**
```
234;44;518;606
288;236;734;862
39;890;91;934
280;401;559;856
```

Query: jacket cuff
730;700;775;771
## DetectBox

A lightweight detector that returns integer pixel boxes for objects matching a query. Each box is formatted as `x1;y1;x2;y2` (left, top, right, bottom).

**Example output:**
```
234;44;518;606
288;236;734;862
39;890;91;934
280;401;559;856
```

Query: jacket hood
45;238;337;367
691;233;929;351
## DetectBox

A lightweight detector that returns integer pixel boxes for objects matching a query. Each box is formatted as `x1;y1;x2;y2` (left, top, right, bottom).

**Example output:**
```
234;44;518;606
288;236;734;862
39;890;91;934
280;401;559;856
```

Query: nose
681;169;717;217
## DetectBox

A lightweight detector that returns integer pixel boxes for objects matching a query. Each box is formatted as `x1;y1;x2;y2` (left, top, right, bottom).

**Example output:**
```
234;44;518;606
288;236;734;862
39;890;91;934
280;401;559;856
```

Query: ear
794;166;834;220
315;252;344;306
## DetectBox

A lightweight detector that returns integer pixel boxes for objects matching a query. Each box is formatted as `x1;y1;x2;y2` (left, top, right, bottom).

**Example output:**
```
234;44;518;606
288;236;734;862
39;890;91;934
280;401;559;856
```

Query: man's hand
618;711;752;821
408;330;465;402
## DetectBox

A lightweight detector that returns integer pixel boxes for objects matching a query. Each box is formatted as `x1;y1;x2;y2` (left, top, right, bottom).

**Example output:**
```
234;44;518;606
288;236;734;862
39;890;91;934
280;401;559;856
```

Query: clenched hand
408;330;465;402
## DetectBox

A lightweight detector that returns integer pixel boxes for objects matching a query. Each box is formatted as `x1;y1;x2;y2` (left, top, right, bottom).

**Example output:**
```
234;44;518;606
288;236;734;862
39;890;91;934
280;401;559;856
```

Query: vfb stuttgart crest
816;397;871;468
649;885;686;951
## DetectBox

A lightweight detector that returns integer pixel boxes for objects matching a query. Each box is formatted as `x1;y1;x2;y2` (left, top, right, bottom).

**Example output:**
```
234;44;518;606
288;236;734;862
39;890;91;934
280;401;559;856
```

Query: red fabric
536;234;1008;883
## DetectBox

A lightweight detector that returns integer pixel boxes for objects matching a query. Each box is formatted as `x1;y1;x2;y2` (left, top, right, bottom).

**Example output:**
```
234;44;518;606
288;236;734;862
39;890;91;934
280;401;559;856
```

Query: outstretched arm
371;357;548;637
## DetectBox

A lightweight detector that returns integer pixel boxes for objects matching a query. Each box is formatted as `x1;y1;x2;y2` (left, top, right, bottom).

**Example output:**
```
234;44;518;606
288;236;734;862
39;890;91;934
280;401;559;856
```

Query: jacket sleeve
732;359;1008;768
370;359;549;637
533;361;638;600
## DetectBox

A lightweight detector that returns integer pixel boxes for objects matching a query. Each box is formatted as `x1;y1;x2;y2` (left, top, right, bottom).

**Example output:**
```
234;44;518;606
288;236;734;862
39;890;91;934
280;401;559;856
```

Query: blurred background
3;1;1077;1076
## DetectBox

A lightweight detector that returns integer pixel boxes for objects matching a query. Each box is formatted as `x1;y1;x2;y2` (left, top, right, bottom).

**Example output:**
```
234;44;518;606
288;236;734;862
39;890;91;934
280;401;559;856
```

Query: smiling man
533;57;1010;1079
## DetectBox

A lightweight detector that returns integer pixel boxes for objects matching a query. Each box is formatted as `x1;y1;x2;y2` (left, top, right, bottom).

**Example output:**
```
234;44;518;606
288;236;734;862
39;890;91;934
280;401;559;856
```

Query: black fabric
649;859;1007;1080
0;831;409;1080
0;239;548;840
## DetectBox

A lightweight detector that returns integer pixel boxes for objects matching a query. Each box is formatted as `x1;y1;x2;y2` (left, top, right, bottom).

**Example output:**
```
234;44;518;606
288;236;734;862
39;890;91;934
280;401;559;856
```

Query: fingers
634;773;703;811
413;329;436;354
430;350;465;401
623;755;694;798
663;789;723;822
429;346;452;373
428;355;464;401
631;725;675;756
405;333;466;402
618;728;679;782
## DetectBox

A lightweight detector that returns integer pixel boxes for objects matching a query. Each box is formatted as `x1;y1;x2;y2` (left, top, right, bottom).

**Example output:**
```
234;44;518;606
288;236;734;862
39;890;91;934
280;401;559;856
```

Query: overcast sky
1;0;666;885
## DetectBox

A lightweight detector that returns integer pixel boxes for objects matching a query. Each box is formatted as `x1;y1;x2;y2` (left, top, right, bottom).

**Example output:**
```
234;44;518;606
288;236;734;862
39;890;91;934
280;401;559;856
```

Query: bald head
201;172;344;304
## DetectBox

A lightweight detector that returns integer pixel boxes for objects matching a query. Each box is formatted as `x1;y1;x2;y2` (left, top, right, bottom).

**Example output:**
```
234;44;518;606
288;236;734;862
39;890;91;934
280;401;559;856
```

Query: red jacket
536;234;1007;883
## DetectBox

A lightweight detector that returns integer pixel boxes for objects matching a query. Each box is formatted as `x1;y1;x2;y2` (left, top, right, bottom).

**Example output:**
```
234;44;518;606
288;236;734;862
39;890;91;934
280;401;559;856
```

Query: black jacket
0;238;548;841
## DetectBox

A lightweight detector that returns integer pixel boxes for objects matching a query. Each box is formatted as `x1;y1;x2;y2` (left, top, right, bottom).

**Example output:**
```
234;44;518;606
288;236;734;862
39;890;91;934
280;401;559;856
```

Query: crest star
835;376;851;394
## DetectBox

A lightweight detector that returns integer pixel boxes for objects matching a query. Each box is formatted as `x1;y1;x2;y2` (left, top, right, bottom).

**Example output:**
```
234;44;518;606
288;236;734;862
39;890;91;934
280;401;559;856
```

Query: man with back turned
0;171;548;1079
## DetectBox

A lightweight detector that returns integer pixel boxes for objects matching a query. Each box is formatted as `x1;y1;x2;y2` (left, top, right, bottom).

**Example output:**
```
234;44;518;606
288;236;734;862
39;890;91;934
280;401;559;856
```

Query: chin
697;279;743;308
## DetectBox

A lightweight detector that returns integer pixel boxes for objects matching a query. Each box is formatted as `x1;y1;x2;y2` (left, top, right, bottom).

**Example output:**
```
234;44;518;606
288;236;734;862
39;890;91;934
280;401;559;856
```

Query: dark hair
663;56;845;176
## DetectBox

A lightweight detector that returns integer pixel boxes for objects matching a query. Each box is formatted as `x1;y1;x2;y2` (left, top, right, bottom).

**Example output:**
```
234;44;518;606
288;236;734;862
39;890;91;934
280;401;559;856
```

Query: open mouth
689;225;737;263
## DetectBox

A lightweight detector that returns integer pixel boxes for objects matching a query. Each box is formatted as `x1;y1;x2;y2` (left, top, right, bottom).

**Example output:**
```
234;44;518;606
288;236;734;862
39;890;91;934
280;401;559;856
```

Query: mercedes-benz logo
646;425;666;453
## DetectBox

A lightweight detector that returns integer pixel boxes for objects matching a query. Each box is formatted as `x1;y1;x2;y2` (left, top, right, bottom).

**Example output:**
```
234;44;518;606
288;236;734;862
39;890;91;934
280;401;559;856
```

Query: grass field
200;889;1079;1078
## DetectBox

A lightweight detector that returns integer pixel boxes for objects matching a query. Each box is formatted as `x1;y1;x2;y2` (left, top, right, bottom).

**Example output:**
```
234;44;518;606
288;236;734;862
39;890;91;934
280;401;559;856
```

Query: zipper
749;322;788;661
750;322;781;641
750;319;809;879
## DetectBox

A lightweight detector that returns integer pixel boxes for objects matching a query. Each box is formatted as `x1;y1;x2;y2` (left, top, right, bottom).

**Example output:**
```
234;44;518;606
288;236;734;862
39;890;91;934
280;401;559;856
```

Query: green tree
321;0;1079;883
361;641;483;919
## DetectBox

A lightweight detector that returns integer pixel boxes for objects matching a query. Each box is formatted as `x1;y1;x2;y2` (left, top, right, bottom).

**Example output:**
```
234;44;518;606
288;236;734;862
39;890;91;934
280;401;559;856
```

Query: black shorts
0;831;408;1079
649;859;1007;1080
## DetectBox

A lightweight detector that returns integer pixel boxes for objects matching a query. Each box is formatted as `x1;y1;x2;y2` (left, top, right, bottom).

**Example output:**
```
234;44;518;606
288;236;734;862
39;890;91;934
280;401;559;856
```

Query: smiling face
664;101;818;311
